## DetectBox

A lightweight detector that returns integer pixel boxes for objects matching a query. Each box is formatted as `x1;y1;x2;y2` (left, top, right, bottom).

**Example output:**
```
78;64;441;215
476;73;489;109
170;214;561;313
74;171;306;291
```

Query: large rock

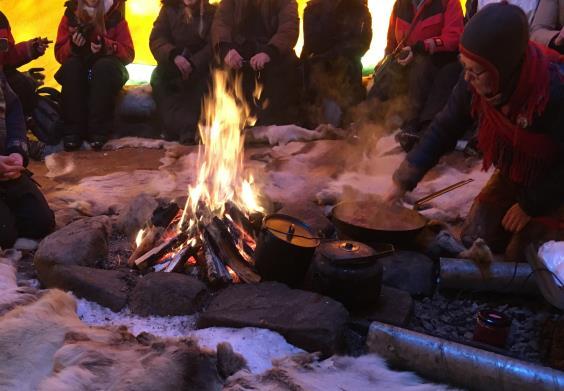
129;273;207;316
197;282;349;355
115;193;158;239
39;264;135;311
352;286;413;326
34;216;111;273
378;251;436;296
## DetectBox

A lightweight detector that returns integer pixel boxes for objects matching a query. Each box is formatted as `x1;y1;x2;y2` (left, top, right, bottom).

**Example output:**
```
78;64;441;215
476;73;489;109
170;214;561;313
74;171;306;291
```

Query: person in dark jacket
150;0;215;144
386;3;564;261
55;0;134;151
211;0;300;126
368;0;464;150
0;12;55;249
300;0;372;128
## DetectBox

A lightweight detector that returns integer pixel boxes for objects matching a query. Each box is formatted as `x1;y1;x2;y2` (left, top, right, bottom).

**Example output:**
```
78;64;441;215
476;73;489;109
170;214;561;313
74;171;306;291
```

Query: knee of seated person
22;208;55;240
91;57;122;76
0;223;18;250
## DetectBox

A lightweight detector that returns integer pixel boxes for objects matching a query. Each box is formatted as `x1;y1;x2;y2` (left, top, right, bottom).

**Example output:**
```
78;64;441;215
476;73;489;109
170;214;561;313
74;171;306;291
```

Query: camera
0;38;9;53
76;23;94;38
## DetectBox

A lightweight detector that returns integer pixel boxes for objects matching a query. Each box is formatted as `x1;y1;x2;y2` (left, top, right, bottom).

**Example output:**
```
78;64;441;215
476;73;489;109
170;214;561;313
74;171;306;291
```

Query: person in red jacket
0;11;54;249
54;0;134;151
368;0;464;151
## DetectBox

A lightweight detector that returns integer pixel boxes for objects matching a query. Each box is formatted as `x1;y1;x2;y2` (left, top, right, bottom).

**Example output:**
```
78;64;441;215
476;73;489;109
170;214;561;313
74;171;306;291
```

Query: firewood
206;217;261;284
224;201;263;238
133;233;186;270
163;245;195;273
203;235;232;285
128;225;164;267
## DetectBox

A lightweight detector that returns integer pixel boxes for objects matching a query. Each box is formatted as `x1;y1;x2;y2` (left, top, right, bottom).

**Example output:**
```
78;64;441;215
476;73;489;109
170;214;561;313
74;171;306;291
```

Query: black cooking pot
254;214;320;288
332;200;427;247
310;240;393;310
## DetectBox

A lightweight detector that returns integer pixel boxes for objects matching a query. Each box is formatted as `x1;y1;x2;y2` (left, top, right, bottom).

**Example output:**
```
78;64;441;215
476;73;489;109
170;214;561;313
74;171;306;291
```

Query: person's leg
0;195;18;249
257;53;300;125
460;171;518;253
418;60;462;126
54;57;89;149
2;175;55;241
178;72;209;145
151;65;182;142
506;205;564;262
404;55;438;130
5;68;38;116
88;57;129;148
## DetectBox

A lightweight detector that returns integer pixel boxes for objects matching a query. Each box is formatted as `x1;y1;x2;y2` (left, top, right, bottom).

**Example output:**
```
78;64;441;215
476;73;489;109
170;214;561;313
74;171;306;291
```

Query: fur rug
225;353;455;390
0;251;244;391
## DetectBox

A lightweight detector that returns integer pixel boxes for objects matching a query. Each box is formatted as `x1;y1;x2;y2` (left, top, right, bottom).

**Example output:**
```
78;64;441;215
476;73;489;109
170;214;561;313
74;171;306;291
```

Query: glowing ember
226;265;241;284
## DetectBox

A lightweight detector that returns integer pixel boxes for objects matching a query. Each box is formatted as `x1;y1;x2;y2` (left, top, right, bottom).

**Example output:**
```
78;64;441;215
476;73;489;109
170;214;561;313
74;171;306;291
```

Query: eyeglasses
459;56;488;80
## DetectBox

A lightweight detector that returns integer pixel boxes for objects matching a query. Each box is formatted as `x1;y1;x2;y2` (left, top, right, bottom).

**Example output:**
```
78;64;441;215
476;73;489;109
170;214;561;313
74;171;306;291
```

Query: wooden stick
133;233;186;270
203;234;232;285
206;217;261;284
128;225;164;267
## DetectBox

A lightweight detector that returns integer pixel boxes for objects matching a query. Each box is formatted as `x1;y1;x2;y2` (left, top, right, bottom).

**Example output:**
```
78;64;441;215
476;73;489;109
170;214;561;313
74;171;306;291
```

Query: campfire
128;70;266;286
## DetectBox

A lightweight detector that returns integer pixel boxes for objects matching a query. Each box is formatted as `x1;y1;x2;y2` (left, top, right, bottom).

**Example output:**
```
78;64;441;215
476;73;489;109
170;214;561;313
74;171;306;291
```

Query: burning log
128;225;164;267
206;217;261;284
133;233;187;271
202;234;232;285
224;201;263;238
222;215;255;264
163;245;195;273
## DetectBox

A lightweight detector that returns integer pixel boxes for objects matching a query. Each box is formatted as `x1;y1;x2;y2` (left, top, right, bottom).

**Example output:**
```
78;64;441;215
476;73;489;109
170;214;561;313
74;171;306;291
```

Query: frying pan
331;179;475;247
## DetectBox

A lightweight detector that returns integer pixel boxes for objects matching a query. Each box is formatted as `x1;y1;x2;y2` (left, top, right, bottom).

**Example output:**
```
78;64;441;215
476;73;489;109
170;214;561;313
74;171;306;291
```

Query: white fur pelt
103;137;179;151
247;124;347;146
0;250;40;317
0;259;242;391
0;288;241;391
225;353;455;391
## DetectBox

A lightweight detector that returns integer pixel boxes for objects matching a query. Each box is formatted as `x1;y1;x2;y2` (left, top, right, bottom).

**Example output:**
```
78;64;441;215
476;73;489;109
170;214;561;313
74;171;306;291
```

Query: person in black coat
300;0;372;127
149;0;216;144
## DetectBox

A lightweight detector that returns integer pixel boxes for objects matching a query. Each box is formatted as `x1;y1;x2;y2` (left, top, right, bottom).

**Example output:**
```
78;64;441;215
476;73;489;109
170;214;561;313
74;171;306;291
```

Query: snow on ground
76;298;197;337
76;298;303;374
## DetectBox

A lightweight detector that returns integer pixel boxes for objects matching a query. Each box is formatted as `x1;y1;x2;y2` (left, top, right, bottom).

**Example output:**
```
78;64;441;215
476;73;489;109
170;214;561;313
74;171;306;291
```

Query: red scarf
466;42;563;186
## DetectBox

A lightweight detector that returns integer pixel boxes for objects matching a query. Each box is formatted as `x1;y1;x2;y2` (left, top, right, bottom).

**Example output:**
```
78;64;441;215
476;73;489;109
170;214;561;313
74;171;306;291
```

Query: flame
135;229;146;248
179;69;264;230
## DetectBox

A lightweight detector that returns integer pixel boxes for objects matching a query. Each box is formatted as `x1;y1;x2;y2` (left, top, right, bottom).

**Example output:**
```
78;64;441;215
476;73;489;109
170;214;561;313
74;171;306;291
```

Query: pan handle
413;179;474;211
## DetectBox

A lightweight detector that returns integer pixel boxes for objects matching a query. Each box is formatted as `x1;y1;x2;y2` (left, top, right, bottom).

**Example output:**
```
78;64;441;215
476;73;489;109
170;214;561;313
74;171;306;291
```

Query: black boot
63;135;82;151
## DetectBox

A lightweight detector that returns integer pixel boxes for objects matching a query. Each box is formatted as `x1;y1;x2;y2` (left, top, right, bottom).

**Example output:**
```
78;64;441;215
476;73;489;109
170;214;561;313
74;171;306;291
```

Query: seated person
466;0;540;23
0;14;55;249
386;3;564;262
531;0;564;54
54;0;134;151
300;0;372;128
150;0;216;145
368;0;464;148
211;0;300;126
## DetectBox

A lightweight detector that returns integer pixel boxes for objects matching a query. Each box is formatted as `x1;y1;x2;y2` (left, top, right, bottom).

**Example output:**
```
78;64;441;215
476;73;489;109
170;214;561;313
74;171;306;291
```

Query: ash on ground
409;290;561;364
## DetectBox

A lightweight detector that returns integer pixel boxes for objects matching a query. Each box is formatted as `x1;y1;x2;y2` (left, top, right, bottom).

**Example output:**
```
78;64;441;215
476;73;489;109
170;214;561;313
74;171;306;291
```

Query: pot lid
319;240;377;263
263;214;319;248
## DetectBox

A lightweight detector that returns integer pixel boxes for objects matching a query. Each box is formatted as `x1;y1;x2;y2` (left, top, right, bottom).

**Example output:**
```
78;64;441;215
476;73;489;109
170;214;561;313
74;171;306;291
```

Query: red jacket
54;0;134;64
0;11;39;68
386;0;464;54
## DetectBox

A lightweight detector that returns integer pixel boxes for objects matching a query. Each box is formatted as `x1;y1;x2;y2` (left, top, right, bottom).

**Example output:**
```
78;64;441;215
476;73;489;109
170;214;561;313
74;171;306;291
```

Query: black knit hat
460;2;529;94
